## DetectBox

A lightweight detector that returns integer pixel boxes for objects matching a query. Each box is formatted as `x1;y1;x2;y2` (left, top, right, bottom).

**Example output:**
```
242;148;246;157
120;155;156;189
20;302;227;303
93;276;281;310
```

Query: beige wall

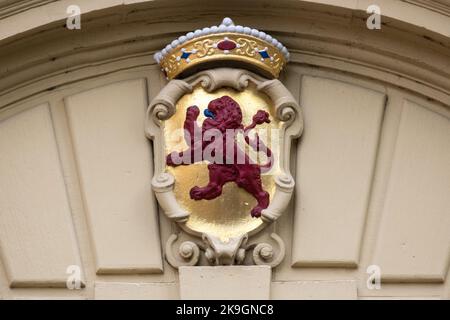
0;0;449;300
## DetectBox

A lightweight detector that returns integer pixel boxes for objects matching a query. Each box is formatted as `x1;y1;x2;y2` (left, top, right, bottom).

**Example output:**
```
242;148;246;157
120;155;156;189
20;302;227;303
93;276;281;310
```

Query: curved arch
0;0;449;111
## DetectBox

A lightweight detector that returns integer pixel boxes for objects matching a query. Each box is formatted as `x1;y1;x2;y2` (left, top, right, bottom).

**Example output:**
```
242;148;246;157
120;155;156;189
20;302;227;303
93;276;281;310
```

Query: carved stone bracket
203;233;248;266
165;229;286;268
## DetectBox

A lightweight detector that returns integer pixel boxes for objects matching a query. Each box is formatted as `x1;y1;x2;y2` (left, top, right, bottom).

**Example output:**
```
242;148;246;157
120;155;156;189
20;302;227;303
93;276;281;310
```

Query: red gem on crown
217;39;237;51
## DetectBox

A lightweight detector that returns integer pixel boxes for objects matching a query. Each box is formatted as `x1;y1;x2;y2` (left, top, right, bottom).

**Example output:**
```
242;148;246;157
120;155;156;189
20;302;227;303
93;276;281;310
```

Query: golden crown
154;18;290;80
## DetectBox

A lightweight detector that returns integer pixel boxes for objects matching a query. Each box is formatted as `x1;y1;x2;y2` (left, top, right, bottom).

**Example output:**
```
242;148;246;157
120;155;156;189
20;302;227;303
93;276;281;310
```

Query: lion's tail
245;133;274;173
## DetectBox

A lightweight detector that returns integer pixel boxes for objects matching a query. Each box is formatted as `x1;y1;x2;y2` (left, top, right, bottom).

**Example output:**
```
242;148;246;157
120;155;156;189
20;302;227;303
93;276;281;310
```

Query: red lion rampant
166;96;273;218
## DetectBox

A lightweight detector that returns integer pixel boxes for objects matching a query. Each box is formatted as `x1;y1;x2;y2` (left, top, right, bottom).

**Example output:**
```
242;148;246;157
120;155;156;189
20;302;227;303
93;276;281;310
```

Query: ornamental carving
146;18;303;267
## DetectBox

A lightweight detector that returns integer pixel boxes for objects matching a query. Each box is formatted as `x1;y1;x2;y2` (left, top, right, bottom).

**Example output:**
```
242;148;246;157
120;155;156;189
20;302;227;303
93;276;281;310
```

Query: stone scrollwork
165;230;286;268
151;173;189;222
187;68;264;93
165;234;201;267
147;79;193;126
251;233;285;267
261;174;296;223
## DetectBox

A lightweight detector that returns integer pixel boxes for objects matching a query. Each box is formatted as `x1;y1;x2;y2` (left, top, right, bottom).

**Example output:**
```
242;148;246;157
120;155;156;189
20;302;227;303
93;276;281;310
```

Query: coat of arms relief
146;18;303;268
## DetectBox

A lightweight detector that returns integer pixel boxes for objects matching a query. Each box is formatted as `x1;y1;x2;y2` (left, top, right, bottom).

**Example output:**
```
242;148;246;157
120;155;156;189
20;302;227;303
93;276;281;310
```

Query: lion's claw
187;105;200;120
166;152;181;167
253;110;270;125
251;207;263;218
190;186;203;200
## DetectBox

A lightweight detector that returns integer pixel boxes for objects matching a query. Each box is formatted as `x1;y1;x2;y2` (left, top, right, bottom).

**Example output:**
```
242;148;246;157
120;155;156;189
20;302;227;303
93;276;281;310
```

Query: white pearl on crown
222;17;234;26
155;17;290;61
227;25;236;32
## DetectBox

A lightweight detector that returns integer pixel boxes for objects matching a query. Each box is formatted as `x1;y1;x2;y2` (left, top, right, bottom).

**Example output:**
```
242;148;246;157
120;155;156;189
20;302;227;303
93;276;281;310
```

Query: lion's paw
166;153;175;166
190;186;204;200
187;105;200;119
251;207;263;218
253;110;270;125
166;152;181;167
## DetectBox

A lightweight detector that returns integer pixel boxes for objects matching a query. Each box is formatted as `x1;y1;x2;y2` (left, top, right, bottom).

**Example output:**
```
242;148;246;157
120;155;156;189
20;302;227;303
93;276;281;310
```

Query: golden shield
164;84;281;242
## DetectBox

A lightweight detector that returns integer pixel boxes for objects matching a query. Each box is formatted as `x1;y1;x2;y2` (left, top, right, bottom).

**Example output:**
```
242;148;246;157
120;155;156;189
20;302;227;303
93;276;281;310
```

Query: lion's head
203;95;243;130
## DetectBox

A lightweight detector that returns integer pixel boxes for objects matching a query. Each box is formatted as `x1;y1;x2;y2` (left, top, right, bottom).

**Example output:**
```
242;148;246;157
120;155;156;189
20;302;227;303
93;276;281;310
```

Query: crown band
154;18;290;80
